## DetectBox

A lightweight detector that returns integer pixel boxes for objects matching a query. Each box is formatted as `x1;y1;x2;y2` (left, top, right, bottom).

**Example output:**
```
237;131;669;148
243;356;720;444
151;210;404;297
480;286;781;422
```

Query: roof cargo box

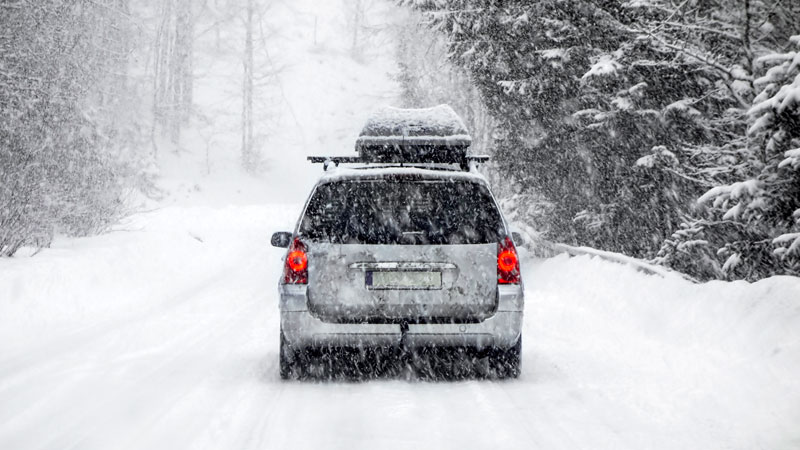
355;105;472;163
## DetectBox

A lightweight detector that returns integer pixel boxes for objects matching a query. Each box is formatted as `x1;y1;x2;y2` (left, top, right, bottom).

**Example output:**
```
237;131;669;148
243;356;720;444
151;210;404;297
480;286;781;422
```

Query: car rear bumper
278;284;523;350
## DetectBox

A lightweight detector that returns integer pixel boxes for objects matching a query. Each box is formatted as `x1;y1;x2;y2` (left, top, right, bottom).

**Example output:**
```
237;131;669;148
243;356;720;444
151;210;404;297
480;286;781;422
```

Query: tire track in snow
0;264;245;384
0;255;274;450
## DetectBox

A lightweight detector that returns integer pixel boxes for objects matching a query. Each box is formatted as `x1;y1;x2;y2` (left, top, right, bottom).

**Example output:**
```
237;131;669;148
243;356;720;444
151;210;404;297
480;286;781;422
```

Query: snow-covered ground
1;205;799;449
2;0;799;448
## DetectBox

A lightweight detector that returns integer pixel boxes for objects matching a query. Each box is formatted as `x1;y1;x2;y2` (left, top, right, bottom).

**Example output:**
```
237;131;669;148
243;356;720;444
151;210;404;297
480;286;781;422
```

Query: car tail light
282;237;308;284
498;236;520;284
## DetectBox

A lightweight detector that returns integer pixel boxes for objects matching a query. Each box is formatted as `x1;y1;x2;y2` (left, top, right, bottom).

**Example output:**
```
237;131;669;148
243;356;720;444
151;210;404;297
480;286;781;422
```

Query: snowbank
0;205;299;352
527;253;800;448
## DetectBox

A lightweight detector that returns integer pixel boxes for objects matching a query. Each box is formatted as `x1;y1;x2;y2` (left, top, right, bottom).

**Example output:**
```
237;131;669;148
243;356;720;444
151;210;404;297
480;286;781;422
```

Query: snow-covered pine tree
660;34;800;280
401;0;718;256
404;0;800;280
651;2;800;280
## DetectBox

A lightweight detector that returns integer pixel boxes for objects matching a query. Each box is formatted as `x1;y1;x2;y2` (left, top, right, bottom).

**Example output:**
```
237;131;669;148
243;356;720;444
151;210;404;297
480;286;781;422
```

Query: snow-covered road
1;205;798;450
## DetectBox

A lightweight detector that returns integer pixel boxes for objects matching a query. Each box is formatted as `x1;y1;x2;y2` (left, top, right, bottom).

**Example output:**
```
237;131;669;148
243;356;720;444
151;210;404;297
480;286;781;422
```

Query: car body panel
306;242;497;322
280;284;523;351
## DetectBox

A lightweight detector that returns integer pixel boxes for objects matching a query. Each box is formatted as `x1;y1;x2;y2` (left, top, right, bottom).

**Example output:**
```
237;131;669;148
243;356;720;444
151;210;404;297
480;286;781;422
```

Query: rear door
298;175;506;322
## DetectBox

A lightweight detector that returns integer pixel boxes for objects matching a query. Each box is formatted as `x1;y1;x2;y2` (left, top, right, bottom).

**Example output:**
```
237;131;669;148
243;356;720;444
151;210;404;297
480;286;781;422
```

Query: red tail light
498;236;520;284
282;237;308;284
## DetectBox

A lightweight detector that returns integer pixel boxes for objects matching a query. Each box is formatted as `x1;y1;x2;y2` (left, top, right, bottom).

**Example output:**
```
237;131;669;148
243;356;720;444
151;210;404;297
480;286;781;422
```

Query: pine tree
651;2;800;280
660;34;800;280
404;0;800;280
402;0;713;255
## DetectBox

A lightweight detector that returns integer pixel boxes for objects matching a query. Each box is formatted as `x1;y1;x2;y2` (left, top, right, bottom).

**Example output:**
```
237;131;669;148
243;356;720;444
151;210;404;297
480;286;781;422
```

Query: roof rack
307;154;489;171
309;105;489;172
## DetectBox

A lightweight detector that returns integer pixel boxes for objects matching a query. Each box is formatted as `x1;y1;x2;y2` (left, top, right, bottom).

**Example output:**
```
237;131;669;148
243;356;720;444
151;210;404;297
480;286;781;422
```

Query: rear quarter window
299;178;505;245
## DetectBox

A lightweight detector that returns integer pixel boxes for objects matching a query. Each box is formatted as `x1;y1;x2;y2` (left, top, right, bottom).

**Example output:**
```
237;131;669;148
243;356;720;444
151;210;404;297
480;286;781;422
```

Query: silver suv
271;106;524;379
271;166;524;379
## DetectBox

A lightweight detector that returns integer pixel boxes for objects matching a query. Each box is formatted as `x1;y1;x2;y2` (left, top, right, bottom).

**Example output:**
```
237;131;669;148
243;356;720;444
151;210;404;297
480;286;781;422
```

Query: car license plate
366;271;441;290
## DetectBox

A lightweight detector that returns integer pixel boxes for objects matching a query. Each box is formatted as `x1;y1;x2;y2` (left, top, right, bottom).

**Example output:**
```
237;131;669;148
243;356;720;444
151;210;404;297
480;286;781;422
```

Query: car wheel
279;329;302;380
487;335;521;379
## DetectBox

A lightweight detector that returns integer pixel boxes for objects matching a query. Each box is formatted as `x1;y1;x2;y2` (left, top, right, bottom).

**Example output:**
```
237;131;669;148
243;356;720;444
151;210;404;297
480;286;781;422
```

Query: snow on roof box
355;105;472;163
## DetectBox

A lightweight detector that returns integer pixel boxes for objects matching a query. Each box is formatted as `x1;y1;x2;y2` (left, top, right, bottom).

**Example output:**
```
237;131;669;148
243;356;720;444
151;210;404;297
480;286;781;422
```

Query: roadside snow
0;205;299;352
528;254;800;449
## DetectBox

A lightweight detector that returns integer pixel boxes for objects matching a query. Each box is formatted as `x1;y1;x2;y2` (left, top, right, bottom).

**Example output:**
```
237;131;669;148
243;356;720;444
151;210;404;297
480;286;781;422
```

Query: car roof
315;165;489;185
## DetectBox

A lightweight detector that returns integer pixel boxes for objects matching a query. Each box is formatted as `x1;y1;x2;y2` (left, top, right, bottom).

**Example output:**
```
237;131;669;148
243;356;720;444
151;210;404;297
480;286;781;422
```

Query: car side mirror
271;231;292;248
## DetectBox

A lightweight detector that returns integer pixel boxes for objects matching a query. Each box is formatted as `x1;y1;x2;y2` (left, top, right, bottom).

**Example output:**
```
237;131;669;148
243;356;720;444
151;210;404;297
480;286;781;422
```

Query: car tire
279;329;302;380
488;335;521;379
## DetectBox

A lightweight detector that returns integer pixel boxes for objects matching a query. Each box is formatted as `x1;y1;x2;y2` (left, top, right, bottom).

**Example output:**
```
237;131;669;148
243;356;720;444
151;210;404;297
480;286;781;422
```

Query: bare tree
242;0;256;171
345;0;371;59
152;0;194;151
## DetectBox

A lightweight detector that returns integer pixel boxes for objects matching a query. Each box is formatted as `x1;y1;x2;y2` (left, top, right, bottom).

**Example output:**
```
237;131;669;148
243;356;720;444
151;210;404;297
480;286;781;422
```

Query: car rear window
299;179;505;245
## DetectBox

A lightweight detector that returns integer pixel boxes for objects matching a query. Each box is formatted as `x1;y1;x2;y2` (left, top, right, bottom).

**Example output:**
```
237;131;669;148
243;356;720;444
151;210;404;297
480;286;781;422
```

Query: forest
1;0;259;256
398;0;800;281
2;0;800;281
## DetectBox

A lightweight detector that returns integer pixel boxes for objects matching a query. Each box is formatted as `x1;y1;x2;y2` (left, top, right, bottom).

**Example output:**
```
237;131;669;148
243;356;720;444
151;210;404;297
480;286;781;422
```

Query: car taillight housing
497;236;520;284
282;237;308;284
